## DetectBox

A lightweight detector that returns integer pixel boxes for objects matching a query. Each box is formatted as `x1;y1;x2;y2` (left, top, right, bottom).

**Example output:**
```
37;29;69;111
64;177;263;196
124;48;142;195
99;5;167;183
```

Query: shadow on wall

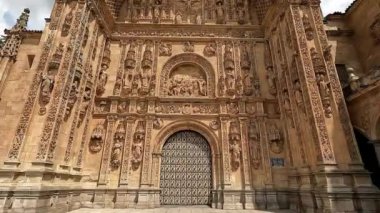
354;129;380;188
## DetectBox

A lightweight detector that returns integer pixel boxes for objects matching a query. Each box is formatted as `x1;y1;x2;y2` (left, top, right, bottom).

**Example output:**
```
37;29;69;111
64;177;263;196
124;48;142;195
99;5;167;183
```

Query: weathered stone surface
0;1;379;213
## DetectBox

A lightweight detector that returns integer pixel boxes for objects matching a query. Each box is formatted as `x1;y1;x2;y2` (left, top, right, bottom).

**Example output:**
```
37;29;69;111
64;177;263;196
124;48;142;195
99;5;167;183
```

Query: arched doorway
160;130;212;205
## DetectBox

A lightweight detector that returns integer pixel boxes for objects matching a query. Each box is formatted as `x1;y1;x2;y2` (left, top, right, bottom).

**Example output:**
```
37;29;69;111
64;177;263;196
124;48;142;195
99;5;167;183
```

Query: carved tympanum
165;64;207;97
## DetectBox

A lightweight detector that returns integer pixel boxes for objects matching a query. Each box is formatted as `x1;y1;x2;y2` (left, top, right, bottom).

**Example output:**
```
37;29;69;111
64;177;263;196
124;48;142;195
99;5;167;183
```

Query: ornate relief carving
203;42;216;57
183;41;194;52
78;87;91;126
302;14;314;41
227;102;239;114
209;120;220;130
159;42;172;56
111;121;126;169
61;10;73;37
229;120;241;170
64;77;80;121
248;120;261;170
155;102;219;114
153;118;163;130
96;40;111;96
94;100;110;114
292;6;335;163
160;53;215;97
132;121;145;169
117;101;128;113
137;101;148;114
139;40;154;95
224;41;236;96
267;122;283;154
265;42;277;96
89;122;105;153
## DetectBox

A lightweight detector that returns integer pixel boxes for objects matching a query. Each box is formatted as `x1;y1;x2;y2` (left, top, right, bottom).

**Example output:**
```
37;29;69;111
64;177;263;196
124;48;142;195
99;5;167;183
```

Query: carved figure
62;10;73;37
175;12;183;24
111;122;126;169
268;123;283;154
78;88;91;125
237;6;246;25
229;120;241;170
96;65;108;96
294;80;304;110
39;73;55;115
89;123;105;153
302;14;314;41
131;121;145;169
218;76;225;96
203;42;216;57
153;118;163;129
65;80;80;120
267;66;277;95
159;43;172;56
215;2;225;24
183;41;194;52
196;14;202;24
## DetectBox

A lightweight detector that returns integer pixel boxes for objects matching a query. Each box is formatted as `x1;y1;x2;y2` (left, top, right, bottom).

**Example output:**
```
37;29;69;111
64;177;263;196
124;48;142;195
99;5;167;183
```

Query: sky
0;0;355;34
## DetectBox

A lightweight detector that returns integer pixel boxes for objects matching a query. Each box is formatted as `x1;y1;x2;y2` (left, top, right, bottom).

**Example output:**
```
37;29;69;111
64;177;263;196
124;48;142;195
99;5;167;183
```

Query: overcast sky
0;0;355;34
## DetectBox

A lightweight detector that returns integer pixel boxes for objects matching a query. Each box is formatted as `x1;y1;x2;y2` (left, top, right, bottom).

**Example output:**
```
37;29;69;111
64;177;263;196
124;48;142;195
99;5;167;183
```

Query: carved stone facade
0;0;379;212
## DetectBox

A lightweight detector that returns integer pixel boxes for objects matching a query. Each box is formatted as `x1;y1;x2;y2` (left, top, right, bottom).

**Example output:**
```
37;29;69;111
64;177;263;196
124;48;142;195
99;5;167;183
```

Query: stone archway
160;130;212;205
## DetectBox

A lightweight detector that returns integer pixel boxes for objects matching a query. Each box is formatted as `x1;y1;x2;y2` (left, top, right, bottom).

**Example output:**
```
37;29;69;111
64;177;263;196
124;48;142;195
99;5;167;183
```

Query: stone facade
0;0;379;212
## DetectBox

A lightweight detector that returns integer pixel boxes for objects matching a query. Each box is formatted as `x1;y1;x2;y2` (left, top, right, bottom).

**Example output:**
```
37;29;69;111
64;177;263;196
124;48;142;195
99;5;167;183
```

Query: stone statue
175;12;183;24
218;76;225;96
96;65;108;96
294;80;304;109
229;120;241;170
196;14;202;25
216;1;225;24
268;123;283;154
111;123;126;169
132;121;145;169
237;6;246;25
267;66;277;95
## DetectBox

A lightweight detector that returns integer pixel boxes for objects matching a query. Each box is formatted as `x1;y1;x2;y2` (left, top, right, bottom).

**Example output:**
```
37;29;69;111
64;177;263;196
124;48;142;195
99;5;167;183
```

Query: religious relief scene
165;64;207;97
0;0;379;212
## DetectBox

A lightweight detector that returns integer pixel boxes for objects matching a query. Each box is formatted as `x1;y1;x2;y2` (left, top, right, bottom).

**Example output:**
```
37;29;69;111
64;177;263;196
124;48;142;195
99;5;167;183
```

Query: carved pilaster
239;118;251;189
36;4;91;162
220;117;231;187
141;116;154;186
287;5;336;165
309;5;361;165
98;115;117;185
119;117;136;186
